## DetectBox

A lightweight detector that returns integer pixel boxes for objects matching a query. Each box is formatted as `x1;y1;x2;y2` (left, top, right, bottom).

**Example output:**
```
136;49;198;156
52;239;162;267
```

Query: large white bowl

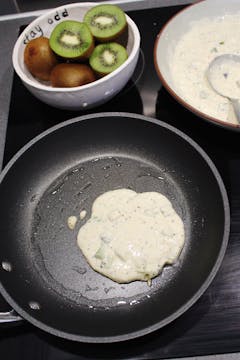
154;0;240;131
13;2;140;111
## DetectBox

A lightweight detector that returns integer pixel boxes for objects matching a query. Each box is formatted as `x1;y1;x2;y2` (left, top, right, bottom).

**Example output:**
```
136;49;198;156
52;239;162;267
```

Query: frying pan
0;112;229;342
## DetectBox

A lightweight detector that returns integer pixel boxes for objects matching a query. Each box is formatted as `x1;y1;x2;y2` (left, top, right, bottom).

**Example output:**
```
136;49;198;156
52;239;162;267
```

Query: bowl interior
155;0;240;94
14;2;136;89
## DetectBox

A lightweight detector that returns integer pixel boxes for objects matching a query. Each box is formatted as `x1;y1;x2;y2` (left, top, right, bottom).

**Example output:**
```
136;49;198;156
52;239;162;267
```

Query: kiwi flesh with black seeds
50;63;96;87
49;20;94;60
83;4;127;42
89;42;128;76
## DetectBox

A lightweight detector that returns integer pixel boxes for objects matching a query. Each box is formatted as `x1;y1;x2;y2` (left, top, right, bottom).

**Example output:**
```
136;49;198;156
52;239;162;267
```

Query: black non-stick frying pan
0;112;230;342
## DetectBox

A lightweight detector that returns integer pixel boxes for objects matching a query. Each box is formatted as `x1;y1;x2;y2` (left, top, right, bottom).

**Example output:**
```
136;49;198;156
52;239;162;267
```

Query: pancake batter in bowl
77;189;185;284
171;13;240;124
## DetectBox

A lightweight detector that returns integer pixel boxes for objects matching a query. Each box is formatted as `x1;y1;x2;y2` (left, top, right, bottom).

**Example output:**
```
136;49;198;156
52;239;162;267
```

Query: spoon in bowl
207;54;240;124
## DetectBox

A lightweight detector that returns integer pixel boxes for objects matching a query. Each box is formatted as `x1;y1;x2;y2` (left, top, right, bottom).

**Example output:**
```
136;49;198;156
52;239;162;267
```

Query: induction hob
1;4;240;360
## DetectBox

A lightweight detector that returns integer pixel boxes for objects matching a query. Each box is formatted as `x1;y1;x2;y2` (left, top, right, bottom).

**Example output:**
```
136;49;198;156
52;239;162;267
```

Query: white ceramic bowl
154;0;240;131
13;2;140;110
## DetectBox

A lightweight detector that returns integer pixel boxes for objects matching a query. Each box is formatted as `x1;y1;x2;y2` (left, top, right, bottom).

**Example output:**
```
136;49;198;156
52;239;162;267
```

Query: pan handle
0;297;22;323
0;309;22;323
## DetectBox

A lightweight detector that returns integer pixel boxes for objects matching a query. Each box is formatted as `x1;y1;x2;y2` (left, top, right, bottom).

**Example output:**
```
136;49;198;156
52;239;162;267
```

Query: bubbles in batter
77;189;185;284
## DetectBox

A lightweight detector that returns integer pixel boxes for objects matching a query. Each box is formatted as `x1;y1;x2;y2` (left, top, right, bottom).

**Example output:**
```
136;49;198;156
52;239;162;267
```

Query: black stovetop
2;4;240;360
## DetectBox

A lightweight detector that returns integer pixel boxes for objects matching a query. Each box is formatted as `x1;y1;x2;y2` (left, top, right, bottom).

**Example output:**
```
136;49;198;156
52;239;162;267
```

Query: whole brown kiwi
24;37;58;81
50;63;96;87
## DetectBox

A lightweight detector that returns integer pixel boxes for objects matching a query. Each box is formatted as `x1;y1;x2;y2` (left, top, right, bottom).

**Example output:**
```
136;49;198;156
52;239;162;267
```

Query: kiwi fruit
49;20;94;60
50;63;96;87
89;42;128;76
83;4;127;42
24;37;58;81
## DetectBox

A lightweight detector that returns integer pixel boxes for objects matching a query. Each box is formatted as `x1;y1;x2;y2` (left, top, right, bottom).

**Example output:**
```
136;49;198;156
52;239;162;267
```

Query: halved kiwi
50;63;96;87
49;20;94;60
83;4;127;42
89;42;128;76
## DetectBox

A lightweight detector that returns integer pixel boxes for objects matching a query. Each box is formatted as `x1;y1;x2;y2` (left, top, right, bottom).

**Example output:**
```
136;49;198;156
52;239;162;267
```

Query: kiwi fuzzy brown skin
50;63;96;87
80;40;95;60
111;25;128;48
94;25;128;49
24;37;59;81
95;22;128;43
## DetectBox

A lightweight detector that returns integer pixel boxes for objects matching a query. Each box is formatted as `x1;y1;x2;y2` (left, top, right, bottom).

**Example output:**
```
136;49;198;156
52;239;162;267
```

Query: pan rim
0;111;230;343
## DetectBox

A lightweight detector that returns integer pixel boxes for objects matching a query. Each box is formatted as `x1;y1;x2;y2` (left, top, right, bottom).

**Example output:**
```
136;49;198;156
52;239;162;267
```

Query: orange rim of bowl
153;0;240;131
